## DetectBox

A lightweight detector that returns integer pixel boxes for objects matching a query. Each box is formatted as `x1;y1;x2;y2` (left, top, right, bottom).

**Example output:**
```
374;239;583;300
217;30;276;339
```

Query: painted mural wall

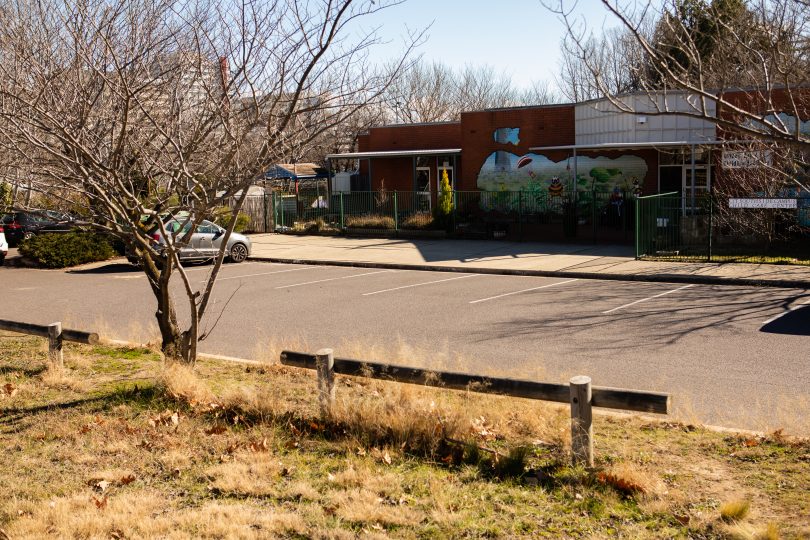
476;128;648;195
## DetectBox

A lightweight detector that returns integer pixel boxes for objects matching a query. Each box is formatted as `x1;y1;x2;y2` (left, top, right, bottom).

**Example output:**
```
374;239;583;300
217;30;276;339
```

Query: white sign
729;198;797;209
721;150;771;169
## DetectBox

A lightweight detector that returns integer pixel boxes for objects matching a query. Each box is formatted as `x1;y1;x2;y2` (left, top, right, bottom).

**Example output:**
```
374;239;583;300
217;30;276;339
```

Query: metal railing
636;192;810;264
272;189;636;243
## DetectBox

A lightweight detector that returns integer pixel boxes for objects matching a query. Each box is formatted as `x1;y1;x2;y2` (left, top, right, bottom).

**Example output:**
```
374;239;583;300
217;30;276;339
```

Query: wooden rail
281;349;671;466
0;319;99;368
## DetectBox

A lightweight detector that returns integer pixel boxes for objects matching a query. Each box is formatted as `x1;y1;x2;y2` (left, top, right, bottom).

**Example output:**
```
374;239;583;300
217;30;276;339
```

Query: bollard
315;348;335;417
569;375;593;467
48;322;64;369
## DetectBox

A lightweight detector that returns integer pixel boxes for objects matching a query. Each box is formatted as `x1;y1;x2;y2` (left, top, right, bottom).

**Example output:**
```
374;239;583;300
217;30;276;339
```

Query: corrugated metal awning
326;148;462;159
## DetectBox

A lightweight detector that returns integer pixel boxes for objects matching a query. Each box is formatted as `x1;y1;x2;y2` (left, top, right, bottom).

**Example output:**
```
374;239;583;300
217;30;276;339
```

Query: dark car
1;210;81;246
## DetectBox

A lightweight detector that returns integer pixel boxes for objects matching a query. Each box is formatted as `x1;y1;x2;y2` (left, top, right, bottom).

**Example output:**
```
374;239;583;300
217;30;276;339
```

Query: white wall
575;94;716;145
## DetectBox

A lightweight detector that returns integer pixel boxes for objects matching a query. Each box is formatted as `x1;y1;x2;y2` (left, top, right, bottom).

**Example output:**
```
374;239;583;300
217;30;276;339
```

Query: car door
191;220;220;258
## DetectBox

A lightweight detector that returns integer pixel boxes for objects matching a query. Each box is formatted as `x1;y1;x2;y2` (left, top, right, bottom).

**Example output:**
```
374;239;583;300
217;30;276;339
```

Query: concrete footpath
248;233;810;288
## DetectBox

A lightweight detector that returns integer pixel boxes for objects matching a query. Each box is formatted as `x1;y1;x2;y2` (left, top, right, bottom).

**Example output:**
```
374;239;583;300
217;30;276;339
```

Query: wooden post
569;375;593;467
48;322;63;369
315;348;335;417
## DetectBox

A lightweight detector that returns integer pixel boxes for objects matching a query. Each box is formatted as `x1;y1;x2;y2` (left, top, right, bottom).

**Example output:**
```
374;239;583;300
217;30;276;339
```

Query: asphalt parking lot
2;260;809;432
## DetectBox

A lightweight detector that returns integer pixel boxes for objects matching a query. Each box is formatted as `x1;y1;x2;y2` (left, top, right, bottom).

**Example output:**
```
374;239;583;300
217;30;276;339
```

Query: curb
248;256;810;289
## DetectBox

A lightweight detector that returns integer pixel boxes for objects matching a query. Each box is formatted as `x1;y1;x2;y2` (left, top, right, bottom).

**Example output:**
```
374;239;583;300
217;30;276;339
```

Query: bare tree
0;0;418;364
546;0;810;148
381;59;557;123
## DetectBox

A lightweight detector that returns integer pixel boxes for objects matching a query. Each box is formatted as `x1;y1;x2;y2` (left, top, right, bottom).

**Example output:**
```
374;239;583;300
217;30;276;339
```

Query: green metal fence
271;189;636;242
635;192;810;264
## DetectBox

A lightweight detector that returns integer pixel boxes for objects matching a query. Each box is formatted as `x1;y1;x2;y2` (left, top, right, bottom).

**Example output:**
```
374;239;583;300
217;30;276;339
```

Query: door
192;220;221;257
415;167;431;211
682;166;710;212
437;165;454;191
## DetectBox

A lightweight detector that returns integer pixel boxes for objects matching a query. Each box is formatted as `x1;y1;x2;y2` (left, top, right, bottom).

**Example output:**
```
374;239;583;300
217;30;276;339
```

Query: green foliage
437;169;453;216
0;181;12;213
19;232;116;268
433;170;454;230
211;207;251;233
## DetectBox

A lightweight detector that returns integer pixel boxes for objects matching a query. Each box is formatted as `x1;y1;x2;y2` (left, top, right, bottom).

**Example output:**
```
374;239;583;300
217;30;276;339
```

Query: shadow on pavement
760;305;810;336
67;262;141;274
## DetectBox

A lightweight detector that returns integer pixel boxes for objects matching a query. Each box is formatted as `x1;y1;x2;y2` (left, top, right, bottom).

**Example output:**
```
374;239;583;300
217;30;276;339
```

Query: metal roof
326;148;462;160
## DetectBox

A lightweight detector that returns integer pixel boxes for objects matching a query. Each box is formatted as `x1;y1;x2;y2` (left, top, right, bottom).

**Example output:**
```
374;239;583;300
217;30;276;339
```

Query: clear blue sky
353;0;618;92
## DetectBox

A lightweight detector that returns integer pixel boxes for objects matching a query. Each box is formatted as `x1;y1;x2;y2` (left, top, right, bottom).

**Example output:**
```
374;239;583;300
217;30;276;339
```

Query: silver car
129;218;251;264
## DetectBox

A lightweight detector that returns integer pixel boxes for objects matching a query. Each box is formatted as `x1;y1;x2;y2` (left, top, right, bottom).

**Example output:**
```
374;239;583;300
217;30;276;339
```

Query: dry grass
1;332;809;538
721;499;753;522
345;214;396;229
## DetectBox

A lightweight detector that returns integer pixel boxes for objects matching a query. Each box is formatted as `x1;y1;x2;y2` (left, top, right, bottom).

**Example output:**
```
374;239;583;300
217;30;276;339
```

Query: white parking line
602;284;695;314
362;274;479;296
762;297;810;324
469;279;579;304
212;266;318;282
276;270;395;289
113;262;262;279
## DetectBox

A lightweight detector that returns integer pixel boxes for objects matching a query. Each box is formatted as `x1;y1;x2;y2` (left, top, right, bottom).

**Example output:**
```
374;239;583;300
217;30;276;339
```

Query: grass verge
1;332;808;538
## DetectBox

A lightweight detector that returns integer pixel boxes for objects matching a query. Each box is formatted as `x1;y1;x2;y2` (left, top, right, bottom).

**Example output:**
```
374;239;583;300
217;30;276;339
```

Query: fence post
393;191;398;231
592;189;597;244
635;195;641;258
280;193;285;231
48;322;63;369
263;193;269;233
569;375;593;467
340;192;345;230
518;190;523;241
315;348;335;417
453;190;458;233
707;195;713;262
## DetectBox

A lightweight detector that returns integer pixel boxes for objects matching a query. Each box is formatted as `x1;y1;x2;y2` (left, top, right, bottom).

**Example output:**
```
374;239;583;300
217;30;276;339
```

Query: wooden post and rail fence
0;318;671;467
0;319;99;369
281;349;671;467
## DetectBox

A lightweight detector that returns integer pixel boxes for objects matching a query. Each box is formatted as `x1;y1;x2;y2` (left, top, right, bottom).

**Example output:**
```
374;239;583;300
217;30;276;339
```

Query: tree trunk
142;252;195;364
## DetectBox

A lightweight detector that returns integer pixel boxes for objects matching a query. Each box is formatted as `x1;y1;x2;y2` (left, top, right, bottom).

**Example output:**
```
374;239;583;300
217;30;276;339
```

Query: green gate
635;192;683;258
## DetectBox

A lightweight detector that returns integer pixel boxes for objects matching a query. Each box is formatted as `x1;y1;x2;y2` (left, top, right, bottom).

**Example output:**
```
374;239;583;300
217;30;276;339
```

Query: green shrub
433;170;454;229
19;232;116;268
211;207;251;233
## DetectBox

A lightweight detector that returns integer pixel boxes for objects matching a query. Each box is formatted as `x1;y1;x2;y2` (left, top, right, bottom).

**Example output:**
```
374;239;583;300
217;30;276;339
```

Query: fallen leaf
383;451;392;465
743;438;759;447
1;383;18;398
205;425;227;436
356;447;367;456
92;495;108;509
119;474;136;486
249;438;269;452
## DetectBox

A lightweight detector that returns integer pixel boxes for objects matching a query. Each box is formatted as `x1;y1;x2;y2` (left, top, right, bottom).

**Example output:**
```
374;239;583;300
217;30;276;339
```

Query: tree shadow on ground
760;305;810;336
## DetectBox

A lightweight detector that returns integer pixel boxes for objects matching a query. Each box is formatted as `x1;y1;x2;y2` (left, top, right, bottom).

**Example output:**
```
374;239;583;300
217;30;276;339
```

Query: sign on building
721;150;771;169
729;198;797;209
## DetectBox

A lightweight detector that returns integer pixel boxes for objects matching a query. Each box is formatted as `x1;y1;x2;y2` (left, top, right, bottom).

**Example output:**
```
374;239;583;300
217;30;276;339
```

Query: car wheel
229;243;248;263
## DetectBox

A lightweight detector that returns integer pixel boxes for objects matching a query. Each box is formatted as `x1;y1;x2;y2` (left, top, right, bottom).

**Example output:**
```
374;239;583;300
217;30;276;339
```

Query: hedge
19;232;117;269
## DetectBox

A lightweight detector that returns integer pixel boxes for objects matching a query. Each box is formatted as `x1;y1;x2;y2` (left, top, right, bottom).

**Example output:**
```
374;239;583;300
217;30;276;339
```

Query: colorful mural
476;150;649;193
493;127;520;146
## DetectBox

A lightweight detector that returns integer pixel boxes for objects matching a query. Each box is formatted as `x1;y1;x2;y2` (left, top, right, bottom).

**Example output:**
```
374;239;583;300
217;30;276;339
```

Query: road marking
112;262;263;279
275;270;394;289
469;279;579;304
212;266;318;282
602;284;695;314
13;287;38;291
362;274;479;296
762;297;810;324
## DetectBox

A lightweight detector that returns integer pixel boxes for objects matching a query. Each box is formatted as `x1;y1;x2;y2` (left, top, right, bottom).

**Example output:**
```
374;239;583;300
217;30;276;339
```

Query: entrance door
415;166;431;211
682;166;710;212
437;165;454;191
